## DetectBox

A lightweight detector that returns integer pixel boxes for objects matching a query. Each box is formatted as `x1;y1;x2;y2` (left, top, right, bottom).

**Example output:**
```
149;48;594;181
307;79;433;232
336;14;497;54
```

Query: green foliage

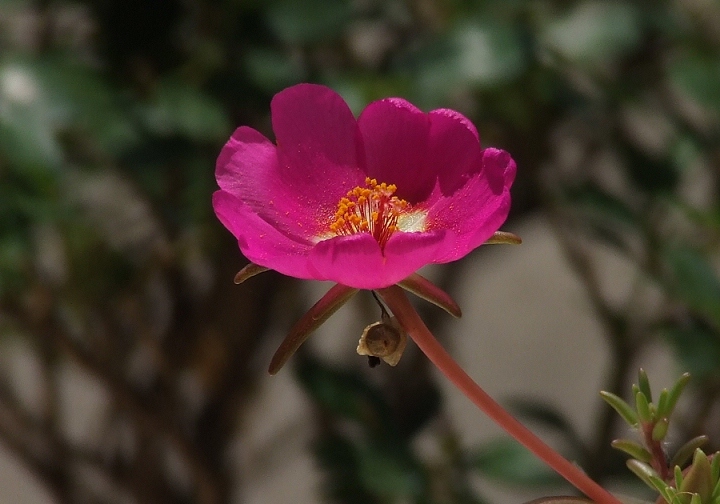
295;354;394;434
664;247;720;331
469;438;564;487
1;0;720;502
295;355;432;502
603;372;720;504
139;78;230;142
669;52;720;113
266;0;354;44
542;1;642;65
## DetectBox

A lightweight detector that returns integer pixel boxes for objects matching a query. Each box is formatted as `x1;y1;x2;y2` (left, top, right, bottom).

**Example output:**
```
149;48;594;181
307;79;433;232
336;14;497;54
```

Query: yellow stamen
330;177;411;249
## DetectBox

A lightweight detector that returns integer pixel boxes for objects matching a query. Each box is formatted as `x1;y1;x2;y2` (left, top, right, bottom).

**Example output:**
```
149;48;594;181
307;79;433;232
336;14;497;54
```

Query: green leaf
680;450;713;503
668;51;720;112
664;247;720;330
656;389;670;419
665;373;691;419
28;57;139;153
620;140;680;194
711;449;720;484
244;48;302;91
294;355;394;434
507;398;584;452
450;20;527;87
665;325;720;379
357;444;424;499
542;1;641;65
139;79;230;142
635;391;651;423
637;369;652;403
469;438;565;487
568;183;638;228
312;433;373;504
267;0;353;44
611;439;652;463
671;436;709;470
652;417;669;442
0;235;30;295
0;61;63;173
600;391;638;427
626;459;667;495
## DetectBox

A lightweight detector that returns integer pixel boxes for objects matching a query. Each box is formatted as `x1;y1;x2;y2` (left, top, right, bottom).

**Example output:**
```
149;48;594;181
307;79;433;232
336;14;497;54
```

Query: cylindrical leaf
680;449;713;503
671;436;709;468
665;373;691;419
600;391;638;427
656;389;670;419
635;391;652;423
626;459;661;489
638;369;652;403
652;418;669;441
611;439;652;463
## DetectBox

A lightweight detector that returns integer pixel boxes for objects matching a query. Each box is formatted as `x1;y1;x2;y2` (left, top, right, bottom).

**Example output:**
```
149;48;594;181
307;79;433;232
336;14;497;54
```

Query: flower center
329;177;412;249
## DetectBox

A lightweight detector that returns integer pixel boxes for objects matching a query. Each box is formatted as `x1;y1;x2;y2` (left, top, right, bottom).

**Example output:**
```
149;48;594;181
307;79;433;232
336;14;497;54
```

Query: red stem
378;285;622;504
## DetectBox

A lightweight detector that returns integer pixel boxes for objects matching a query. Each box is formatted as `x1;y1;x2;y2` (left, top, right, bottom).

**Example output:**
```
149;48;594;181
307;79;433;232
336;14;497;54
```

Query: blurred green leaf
0;235;29;295
508;398;586;456
469;438;565;487
413;20;527;104
29;57;139;153
0;56;141;164
395;379;442;441
569;183;638;227
668;52;720;112
452;21;527;87
664;246;720;329
139;79;230;142
295;355;394;434
0;62;63;173
244;48;302;91
508;398;575;434
313;433;373;504
620;141;679;194
542;1;641;64
664;324;720;379
357;443;424;499
267;0;353;44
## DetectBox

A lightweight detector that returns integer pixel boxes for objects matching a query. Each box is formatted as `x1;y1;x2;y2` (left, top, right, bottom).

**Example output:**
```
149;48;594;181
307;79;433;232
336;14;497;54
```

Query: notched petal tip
234;263;271;284
485;231;522;245
268;284;359;374
397;273;462;318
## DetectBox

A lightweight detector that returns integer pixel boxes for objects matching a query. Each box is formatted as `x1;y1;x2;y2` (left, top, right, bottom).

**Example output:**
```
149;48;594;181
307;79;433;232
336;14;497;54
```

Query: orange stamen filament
329;177;410;250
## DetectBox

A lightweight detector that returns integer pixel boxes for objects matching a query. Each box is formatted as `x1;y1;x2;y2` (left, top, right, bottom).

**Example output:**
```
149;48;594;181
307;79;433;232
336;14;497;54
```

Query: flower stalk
378;285;623;504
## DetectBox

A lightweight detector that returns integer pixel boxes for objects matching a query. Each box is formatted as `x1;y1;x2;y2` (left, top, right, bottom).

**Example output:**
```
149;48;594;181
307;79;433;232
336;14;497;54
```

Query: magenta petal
216;126;328;238
213;190;316;279
216;126;272;189
427;108;484;197
427;148;515;262
308;231;446;289
358;98;434;202
215;84;518;287
271;84;366;207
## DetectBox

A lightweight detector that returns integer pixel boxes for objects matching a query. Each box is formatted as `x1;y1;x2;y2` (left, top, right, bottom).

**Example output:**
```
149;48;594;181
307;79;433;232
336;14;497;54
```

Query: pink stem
378;286;622;504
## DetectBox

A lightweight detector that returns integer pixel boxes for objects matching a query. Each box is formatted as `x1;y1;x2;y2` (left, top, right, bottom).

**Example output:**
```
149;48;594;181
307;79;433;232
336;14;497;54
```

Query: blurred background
1;0;720;503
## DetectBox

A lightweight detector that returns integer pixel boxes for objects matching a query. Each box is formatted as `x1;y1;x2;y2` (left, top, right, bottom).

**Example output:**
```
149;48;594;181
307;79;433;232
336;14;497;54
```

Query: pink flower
211;90;625;504
213;83;516;290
